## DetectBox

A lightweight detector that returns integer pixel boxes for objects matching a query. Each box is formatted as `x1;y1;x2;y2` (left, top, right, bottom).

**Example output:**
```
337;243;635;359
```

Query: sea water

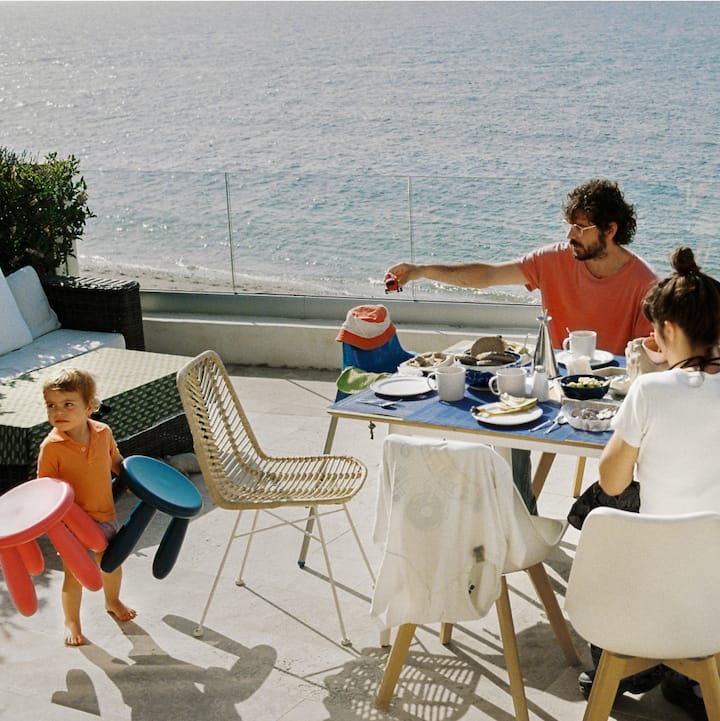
1;1;718;299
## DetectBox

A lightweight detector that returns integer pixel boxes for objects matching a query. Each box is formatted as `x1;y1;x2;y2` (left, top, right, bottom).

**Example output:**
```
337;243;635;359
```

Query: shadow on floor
52;615;276;721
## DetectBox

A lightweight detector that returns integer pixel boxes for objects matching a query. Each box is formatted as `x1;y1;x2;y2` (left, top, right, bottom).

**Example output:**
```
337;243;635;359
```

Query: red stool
0;478;108;616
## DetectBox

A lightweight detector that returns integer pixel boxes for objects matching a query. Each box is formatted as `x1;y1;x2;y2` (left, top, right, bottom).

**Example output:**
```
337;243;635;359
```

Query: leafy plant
0;147;95;276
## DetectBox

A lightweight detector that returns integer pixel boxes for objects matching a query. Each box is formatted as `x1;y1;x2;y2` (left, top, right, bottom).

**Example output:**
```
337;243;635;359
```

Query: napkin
335;367;390;394
474;394;537;416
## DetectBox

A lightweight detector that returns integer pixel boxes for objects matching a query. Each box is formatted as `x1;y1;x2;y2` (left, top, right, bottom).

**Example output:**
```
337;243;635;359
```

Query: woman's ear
662;320;678;344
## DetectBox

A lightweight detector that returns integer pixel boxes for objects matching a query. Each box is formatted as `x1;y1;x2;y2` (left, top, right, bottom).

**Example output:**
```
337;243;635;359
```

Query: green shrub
0;147;95;276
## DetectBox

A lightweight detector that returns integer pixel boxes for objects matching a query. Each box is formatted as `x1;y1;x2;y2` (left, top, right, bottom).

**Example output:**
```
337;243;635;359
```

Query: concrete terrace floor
1;366;690;721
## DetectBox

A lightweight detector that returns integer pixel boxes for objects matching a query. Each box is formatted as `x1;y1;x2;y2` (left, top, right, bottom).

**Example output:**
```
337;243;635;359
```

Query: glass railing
78;171;719;303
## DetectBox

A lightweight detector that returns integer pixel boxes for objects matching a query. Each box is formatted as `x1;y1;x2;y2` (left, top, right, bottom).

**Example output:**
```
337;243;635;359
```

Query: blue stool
101;455;203;579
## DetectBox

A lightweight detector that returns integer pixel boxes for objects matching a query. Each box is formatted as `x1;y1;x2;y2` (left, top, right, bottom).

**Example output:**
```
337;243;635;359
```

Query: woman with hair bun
600;245;720;512
580;246;720;719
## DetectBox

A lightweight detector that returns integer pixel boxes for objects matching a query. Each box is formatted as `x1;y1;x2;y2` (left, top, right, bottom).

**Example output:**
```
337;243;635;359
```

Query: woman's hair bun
671;245;700;276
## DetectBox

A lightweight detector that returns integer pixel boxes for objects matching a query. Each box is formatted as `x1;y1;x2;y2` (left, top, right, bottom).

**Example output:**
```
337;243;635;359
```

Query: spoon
544;414;568;434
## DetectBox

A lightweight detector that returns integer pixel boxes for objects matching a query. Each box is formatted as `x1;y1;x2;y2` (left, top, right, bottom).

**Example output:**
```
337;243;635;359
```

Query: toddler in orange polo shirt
38;368;136;646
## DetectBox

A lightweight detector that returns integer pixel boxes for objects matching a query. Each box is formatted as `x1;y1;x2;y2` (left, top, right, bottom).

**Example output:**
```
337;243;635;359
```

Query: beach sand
76;257;537;305
78;258;339;296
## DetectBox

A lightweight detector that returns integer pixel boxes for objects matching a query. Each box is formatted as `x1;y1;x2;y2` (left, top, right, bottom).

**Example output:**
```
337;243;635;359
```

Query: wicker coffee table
0;347;193;492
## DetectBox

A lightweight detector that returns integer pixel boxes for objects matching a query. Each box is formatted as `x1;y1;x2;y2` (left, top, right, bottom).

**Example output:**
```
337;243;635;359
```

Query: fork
358;400;397;409
544;414;568;434
529;417;554;432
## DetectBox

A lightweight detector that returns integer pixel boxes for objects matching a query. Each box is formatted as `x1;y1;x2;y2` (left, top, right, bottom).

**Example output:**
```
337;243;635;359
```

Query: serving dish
560;374;611;400
398;352;454;374
561;399;619;432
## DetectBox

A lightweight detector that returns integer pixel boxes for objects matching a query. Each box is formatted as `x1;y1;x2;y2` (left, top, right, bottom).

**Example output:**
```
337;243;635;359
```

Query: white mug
428;365;466;402
562;330;597;359
488;367;528;397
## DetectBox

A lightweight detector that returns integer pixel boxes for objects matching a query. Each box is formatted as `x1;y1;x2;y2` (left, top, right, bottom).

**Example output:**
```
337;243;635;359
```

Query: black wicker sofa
0;275;192;493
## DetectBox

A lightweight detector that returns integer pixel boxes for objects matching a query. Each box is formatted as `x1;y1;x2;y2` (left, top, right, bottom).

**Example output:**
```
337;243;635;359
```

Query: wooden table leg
573;457;587;497
532;452;556;498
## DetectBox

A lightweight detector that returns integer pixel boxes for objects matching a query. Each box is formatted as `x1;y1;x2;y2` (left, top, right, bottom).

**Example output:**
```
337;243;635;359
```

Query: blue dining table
327;356;623;499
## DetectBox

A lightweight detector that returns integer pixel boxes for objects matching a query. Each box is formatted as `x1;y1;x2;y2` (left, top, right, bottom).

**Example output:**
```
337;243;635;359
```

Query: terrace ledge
140;290;539;370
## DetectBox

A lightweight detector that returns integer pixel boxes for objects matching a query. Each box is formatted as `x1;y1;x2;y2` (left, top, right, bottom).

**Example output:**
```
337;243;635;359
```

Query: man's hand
385;263;417;289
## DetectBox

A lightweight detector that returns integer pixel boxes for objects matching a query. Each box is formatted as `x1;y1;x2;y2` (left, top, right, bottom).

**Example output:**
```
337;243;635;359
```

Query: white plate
556;349;615;368
471;405;543;427
371;375;432;398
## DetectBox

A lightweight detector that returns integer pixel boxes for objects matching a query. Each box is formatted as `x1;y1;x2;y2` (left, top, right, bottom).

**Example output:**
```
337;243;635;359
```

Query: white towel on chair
371;434;531;629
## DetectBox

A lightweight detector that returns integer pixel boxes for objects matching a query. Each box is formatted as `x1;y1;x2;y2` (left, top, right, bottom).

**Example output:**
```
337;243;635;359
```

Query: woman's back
612;368;720;515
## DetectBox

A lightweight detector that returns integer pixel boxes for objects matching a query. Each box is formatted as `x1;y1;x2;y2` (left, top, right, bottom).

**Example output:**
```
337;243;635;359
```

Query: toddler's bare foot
64;621;87;647
106;602;137;623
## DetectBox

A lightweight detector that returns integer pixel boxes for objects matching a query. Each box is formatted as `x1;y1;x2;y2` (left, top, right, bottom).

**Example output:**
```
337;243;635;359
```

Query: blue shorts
97;518;121;542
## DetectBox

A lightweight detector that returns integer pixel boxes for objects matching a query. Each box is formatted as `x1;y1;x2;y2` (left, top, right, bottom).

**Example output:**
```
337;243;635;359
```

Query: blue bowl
465;368;494;387
560;374;610;400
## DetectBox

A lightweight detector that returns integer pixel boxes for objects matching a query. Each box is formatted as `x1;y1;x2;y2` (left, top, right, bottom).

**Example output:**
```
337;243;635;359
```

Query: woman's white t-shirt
611;368;720;515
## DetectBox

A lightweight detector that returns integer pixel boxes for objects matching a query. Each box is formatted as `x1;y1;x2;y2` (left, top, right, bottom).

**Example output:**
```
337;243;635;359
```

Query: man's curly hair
563;179;637;246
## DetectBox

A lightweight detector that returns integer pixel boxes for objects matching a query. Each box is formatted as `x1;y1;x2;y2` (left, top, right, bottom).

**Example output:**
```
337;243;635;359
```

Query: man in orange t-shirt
387;178;656;355
386;178;657;512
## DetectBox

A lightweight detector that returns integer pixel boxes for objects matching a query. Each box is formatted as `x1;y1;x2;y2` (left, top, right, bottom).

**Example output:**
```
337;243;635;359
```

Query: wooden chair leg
573;457;587;497
375;623;417;709
585;652;659;721
439;623;453;645
669;656;720;721
495;576;530;721
583;651;624;721
526;563;580;666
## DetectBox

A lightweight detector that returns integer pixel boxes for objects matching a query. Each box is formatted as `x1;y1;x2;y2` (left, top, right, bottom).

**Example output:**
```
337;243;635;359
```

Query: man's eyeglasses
563;220;597;236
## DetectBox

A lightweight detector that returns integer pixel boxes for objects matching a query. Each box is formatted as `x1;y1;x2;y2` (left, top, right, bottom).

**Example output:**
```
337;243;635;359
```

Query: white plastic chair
372;434;580;717
176;350;375;646
565;507;720;721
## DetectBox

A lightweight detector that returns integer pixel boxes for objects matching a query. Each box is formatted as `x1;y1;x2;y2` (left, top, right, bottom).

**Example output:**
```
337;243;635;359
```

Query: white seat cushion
0;328;125;382
6;265;61;339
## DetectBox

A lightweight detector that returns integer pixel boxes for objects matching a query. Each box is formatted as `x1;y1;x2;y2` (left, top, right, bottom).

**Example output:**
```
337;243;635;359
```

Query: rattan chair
176;350;374;645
